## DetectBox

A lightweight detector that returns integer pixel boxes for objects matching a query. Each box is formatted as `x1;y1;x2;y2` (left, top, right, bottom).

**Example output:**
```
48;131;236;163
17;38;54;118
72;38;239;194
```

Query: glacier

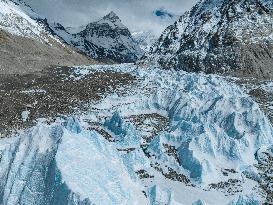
0;64;272;204
89;64;273;183
0;118;148;205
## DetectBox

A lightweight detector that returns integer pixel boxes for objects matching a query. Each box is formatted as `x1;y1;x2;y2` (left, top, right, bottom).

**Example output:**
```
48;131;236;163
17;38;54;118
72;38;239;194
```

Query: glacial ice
192;200;209;205
0;119;147;205
90;65;273;184
104;112;142;147
21;110;30;122
0;64;272;204
0;123;63;205
57;118;147;205
148;185;173;205
228;195;260;205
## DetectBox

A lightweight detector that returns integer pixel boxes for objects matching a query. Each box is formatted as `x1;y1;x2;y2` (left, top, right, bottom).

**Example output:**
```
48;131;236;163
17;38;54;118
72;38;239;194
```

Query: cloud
24;0;198;35
154;8;175;18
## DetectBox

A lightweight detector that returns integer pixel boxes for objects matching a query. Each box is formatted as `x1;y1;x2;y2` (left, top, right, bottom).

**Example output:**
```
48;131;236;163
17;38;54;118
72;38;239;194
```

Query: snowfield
0;64;272;205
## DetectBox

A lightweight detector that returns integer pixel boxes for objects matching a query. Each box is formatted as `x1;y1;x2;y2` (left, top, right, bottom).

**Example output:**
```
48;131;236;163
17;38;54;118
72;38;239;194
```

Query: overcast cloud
24;0;198;35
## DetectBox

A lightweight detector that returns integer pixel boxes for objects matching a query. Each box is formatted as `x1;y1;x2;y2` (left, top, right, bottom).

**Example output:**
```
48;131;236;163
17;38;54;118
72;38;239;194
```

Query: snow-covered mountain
0;0;50;42
132;30;157;53
51;11;143;63
0;0;142;64
140;0;273;79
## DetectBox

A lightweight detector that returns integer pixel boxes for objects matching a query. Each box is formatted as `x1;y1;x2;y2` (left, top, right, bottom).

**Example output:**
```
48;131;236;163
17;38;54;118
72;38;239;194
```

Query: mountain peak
49;9;143;63
103;11;120;21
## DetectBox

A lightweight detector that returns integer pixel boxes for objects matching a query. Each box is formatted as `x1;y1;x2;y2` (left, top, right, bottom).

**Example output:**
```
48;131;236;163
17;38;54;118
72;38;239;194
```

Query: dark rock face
140;0;273;79
51;12;143;63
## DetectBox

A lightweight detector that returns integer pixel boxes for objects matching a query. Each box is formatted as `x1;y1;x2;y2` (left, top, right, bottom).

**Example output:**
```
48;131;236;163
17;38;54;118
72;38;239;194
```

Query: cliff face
140;0;273;79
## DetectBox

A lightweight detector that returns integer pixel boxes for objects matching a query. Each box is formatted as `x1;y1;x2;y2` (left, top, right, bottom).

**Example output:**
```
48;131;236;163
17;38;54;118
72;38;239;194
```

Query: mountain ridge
0;0;96;74
140;0;273;79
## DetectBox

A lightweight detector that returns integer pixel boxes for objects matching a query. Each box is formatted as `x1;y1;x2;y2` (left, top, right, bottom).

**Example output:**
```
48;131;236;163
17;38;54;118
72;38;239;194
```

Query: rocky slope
0;0;96;74
51;12;143;63
140;0;273;79
0;30;96;74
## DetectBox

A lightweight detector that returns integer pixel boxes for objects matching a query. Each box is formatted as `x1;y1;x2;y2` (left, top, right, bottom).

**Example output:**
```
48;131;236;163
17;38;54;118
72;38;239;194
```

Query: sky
24;0;198;35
